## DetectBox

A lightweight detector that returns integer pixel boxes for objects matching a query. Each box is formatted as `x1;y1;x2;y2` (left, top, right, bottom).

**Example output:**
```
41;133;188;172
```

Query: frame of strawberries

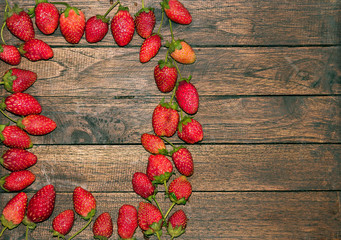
0;0;203;239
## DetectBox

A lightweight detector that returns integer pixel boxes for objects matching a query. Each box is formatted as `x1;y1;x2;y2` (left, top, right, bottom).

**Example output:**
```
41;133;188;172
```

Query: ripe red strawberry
0;170;35;192
167;209;187;238
140;34;162;63
152;102;179;137
168;175;192;204
141;133;166;155
51;209;75;238
0;192;27;230
59;6;86;44
111;5;135;47
85;16;109;43
134;8;156;38
178;117;203;144
34;1;60;35
132;172;156;200
1;92;42;116
176;79;199;115
19;38;54;61
161;0;192;25
137;202;163;236
18;114;57;136
0;125;33;149
93;212;113;239
168;40;196;64
171;147;194;177
5;4;35;41
146;154;173;184
0;45;21;66
0;148;37;171
154;60;178;93
117;204;138;239
2;68;37;93
73;186;96;220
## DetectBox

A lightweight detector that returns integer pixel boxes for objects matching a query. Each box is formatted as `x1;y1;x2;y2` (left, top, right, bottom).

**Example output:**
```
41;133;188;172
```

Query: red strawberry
111;5;135;47
146;154;173;184
0;192;27;230
19;38;54;61
168;40;196;64
1;92;42;116
161;0;192;25
2;68;37;93
171;147;194;177
168;175;192;204
0;148;37;171
154;60;178;93
0;45;21;66
132;172;156;200
0;125;33;149
34;1;60;35
59;5;86;44
152;102;179;137
93;212;113;239
51;209;75;238
137;202;163;236
140;34;162;63
5;4;35;41
85;16;109;43
117;204;138;239
141;133;166;155
175;79;199;115
0;170;35;192
167;209;187;238
18;114;57;136
177;117;203;144
73;186;96;220
134;8;156;39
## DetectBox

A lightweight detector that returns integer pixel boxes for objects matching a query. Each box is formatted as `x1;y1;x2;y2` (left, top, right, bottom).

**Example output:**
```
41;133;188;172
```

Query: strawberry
171;147;194;177
161;0;192;25
154;59;178;93
0;45;21;66
134;8;156;39
59;5;86;44
141;133;166;155
0;170;35;192
73;186;96;220
51;209;75;238
137;202;163;236
85;16;109;43
168;175;192;204
0;125;33;149
132;172;156;200
152;102;179;137
167;209;187;238
34;1;60;35
177;117;203;144
5;4;35;41
111;5;135;47
1;92;42;116
19;38;54;61
146;154;173;184
117;204;138;239
2;68;37;93
0;148;37;171
0;192;27;230
17;114;57;136
168;40;196;64
140;34;162;63
92;212;113;239
175;78;199;115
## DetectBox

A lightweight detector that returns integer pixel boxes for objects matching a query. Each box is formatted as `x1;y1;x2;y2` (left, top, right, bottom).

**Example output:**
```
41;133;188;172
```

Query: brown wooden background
0;0;340;239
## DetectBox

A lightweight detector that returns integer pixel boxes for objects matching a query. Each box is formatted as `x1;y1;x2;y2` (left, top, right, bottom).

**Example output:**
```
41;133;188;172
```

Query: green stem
164;202;176;220
25;226;29;240
67;217;92;240
153;197;164;218
0;82;4;85
141;0;144;8
169;19;174;41
163;180;168;194
157;9;164;35
155;230;161;240
164;49;169;63
0;226;7;237
103;0;120;17
1;14;7;45
169;85;176;105
0;108;18;123
161;136;176;149
173;60;182;79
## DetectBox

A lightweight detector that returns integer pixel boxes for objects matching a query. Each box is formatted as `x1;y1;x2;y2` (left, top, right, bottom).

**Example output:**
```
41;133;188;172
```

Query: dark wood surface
0;0;340;239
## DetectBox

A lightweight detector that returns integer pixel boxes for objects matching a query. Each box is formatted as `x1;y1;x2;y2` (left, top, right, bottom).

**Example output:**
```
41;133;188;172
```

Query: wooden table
0;0;340;239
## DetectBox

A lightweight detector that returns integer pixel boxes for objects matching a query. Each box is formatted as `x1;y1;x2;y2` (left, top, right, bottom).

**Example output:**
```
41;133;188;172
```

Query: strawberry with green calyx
171;146;194;177
146;154;173;186
134;7;156;39
137;202;163;238
111;4;135;47
175;76;199;115
0;125;33;149
161;0;192;25
177;116;203;144
154;58;178;93
141;133;167;155
0;44;21;66
152;99;179;137
117;204;138;239
168;175;192;205
0;170;35;192
19;38;54;61
29;0;59;35
1;68;37;93
1;92;42;116
51;209;75;239
92;212;113;240
1;148;37;171
17;114;57;136
167;209;187;239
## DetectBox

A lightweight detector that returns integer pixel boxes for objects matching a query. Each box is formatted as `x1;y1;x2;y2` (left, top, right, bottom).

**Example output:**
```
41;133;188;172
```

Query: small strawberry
175;78;199;115
51;209;75;238
134;7;156;39
1;92;42;116
2;68;37;93
0;192;27;231
167;209;187;238
59;5;86;44
168;40;196;64
73;186;96;220
93;212;113;240
152;102;179;137
17;114;57;136
85;16;109;43
0;148;37;171
177;117;203;144
161;0;192;25
137;202;163;237
132;172;156;200
140;34;162;63
168;175;192;205
111;5;135;47
141;133;166;155
32;0;59;35
117;204;138;239
146;154;173;184
0;45;21;66
19;38;54;61
171;147;194;177
154;59;178;93
0;170;35;192
0;125;33;149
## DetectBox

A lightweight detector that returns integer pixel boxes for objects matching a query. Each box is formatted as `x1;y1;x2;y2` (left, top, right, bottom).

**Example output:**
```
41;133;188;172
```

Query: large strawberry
111;5;135;47
171;147;194;177
0;45;21;66
19;38;54;61
146;154;173;184
134;7;156;39
154;59;178;93
168;175;192;204
137;202;163;237
175;78;199;115
152;101;179;137
34;0;60;35
161;0;192;25
141;133;166;155
140;34;162;63
132;172;156;200
73;186;96;220
0;125;33;149
167;209;187;238
92;212;113;240
0;170;35;192
177;117;203;144
17;114;57;136
1;92;42;116
2;68;37;93
51;209;75;239
168;40;196;64
0;148;37;171
117;204;138;239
